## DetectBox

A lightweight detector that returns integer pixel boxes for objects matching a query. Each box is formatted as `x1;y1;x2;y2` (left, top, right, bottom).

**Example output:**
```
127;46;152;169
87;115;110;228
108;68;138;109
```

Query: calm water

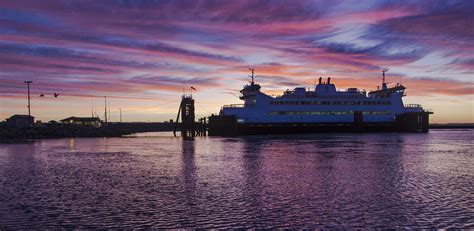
0;130;473;229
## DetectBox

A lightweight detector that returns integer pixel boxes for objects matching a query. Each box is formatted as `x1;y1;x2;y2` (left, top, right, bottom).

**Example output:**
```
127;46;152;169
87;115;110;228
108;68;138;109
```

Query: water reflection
0;143;41;228
180;139;197;227
0;131;472;228
240;137;265;226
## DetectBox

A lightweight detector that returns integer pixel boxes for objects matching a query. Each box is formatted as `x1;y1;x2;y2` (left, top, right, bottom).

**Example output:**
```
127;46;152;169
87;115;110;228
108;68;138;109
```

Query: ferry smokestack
319;77;322;84
327;77;331;84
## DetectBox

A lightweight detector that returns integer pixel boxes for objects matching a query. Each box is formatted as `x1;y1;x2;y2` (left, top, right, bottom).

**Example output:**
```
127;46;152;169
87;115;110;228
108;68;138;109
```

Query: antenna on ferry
382;69;388;85
248;68;255;84
381;69;389;90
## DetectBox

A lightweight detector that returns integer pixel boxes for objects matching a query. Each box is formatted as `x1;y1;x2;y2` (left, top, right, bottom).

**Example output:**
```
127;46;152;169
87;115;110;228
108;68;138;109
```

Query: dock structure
174;95;196;138
196;117;207;136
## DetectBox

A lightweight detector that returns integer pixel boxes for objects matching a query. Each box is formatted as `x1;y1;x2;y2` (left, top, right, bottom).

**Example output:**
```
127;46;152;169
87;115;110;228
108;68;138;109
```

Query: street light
24;81;33;118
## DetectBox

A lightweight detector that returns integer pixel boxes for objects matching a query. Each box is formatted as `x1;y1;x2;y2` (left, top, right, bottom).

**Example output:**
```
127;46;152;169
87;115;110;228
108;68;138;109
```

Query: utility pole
104;96;107;123
91;97;94;118
119;108;122;123
24;81;33;117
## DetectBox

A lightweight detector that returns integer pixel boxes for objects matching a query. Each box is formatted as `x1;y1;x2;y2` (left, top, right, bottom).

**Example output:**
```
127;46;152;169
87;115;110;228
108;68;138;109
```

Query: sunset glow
1;0;473;123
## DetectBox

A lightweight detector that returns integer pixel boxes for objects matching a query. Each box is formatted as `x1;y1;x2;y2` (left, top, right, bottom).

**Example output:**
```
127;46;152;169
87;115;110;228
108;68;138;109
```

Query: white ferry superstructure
208;69;432;135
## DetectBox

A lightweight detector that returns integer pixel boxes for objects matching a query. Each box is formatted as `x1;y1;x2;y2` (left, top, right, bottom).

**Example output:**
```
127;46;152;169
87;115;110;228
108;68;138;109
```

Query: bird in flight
54;93;59;98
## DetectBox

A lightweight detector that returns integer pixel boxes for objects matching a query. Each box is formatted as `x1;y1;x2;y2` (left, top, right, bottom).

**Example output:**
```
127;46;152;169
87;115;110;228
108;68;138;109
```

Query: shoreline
1;124;472;141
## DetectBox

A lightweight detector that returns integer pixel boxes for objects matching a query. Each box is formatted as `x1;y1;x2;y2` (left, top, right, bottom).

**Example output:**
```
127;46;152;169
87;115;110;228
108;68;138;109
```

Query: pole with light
24;81;33;118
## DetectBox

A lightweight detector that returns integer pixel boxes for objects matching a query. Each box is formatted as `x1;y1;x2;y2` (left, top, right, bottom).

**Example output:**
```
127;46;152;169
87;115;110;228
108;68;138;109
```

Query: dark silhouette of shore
429;123;474;129
1;121;472;141
0;122;177;140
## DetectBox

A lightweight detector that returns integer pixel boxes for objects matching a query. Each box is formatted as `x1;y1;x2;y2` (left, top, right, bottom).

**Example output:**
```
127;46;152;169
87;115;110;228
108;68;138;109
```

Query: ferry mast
382;69;388;90
249;68;255;85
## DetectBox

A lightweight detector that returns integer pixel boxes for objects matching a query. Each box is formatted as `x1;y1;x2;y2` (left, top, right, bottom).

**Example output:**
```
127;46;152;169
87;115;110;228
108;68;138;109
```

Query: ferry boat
208;69;433;135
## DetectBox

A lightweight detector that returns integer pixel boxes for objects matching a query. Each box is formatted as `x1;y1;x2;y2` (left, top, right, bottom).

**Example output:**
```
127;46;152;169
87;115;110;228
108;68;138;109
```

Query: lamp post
24;81;33;118
104;96;107;123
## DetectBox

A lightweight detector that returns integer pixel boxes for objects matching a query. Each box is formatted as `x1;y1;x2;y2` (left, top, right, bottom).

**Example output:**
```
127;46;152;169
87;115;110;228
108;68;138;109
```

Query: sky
0;0;473;123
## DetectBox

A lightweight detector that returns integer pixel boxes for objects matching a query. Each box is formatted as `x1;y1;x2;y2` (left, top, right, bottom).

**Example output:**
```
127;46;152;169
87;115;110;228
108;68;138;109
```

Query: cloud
1;0;473;122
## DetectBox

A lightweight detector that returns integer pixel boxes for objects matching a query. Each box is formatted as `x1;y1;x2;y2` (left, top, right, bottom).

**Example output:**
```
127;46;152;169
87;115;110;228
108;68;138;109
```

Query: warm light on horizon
0;1;472;123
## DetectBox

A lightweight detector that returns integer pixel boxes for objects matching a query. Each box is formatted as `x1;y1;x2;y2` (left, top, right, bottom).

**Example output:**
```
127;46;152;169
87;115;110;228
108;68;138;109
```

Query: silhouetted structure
60;117;101;127
24;81;33;117
196;117;207;136
174;95;196;138
5;114;34;127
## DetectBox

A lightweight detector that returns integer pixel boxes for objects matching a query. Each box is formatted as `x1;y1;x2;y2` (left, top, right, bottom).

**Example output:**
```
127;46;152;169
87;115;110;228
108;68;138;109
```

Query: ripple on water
0;130;473;228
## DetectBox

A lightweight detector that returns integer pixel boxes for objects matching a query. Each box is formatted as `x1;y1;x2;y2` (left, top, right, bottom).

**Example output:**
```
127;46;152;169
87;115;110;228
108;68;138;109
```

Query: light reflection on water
0;130;473;228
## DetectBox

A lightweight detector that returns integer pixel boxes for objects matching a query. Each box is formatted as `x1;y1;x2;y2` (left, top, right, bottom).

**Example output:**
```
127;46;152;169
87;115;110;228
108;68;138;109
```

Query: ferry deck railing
404;104;422;108
223;104;245;108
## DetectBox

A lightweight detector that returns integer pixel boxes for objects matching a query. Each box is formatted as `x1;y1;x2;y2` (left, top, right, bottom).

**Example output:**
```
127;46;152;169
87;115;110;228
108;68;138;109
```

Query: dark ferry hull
208;112;431;136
